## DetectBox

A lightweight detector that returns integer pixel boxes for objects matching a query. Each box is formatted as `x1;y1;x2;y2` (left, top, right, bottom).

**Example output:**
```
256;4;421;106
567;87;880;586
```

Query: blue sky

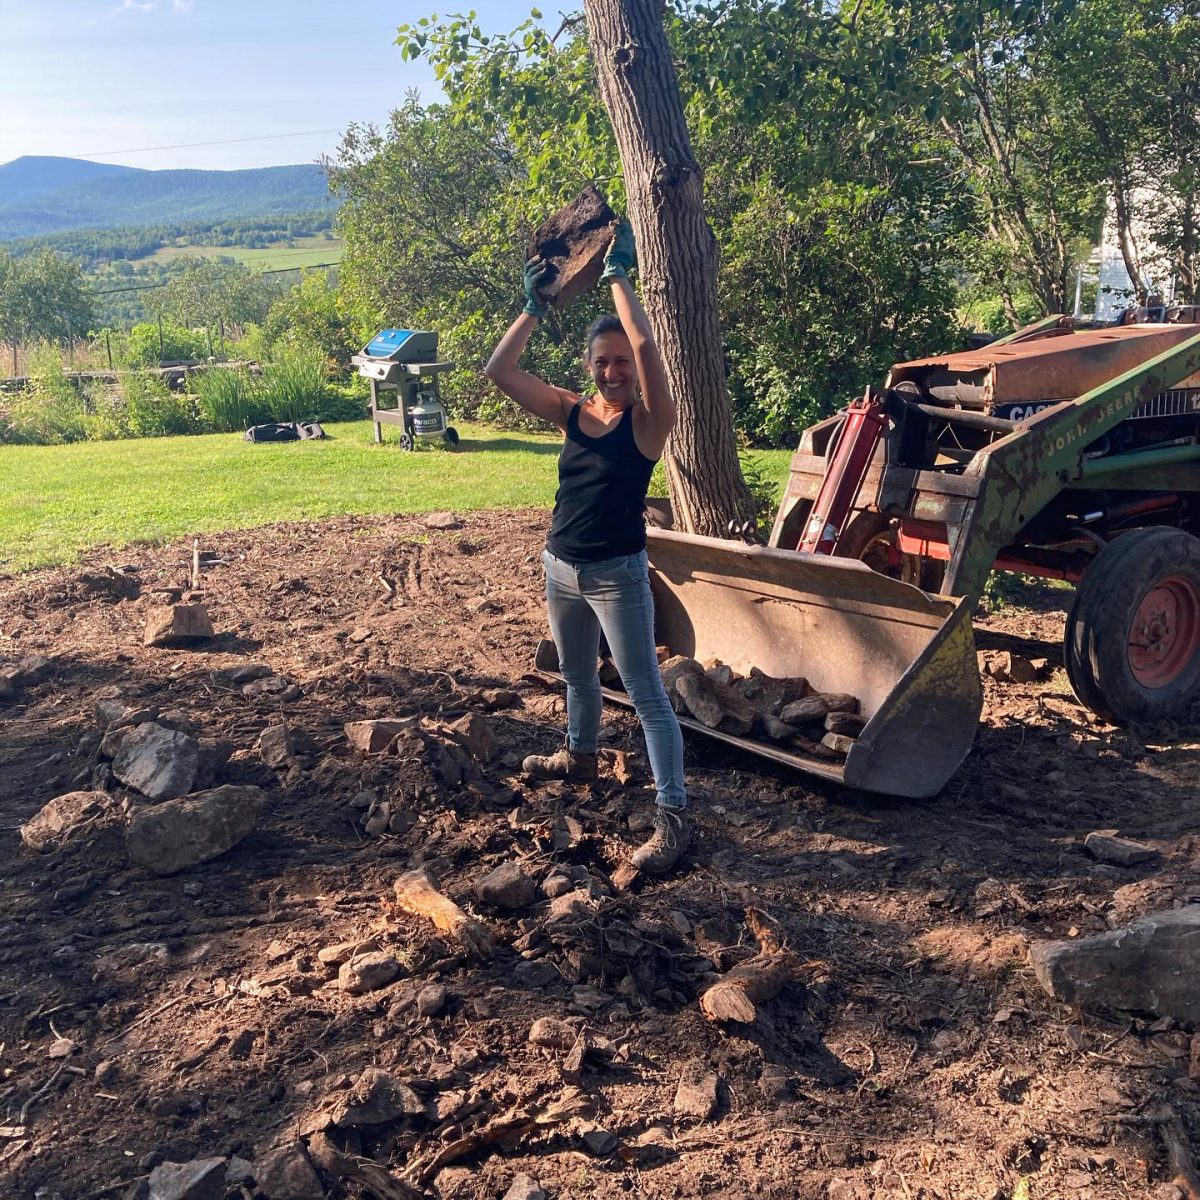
0;1;544;171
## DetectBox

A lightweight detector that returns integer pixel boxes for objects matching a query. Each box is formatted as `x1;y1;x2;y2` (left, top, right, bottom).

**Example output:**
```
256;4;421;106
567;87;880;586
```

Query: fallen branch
393;869;493;957
408;1092;592;1186
1160;1106;1200;1200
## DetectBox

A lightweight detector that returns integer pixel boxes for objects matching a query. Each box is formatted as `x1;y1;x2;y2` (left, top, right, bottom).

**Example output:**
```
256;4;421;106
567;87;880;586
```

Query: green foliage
261;271;354;365
0;248;94;345
123;321;209;367
122;372;201;438
3;342;86;444
193;367;264;433
259;347;330;423
148;257;280;328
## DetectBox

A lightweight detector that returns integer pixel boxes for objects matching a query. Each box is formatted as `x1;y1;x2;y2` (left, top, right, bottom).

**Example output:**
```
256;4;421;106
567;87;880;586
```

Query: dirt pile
0;510;1197;1199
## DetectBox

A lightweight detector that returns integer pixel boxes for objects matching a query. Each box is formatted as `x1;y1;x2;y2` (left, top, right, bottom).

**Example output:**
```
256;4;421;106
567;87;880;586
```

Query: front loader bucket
640;530;982;798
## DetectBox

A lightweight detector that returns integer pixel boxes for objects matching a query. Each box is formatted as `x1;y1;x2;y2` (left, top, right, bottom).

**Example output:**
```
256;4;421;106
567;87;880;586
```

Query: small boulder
333;1067;425;1127
344;718;417;754
337;951;401;994
20;790;108;853
146;1157;227;1200
673;1058;720;1120
229;663;273;685
986;651;1038;683
528;1017;577;1050
424;511;462;530
503;1175;547;1200
1030;906;1200;1023
825;711;867;737
1084;830;1157;867
125;785;263;875
660;655;703;691
112;722;201;801
254;1142;324;1200
474;861;536;910
821;732;856;756
445;712;497;762
258;723;318;769
144;603;215;648
416;984;447;1017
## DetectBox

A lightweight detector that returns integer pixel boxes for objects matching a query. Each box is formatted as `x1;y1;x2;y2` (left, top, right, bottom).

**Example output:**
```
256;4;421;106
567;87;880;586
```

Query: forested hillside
0;156;338;240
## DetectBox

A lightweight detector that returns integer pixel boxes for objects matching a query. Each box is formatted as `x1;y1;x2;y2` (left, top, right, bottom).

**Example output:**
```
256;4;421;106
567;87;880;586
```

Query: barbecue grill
352;329;458;450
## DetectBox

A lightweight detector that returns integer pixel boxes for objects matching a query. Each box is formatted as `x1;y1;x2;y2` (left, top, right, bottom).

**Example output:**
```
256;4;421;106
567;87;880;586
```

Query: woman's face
586;331;637;407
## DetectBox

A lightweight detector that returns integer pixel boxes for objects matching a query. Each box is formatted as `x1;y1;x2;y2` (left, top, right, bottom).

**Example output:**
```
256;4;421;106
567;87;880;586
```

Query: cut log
528;185;617;309
393;869;493;957
699;907;822;1023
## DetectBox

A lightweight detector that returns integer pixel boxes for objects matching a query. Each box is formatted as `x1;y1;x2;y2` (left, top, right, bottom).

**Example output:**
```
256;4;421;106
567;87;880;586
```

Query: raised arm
603;222;675;458
483;260;574;431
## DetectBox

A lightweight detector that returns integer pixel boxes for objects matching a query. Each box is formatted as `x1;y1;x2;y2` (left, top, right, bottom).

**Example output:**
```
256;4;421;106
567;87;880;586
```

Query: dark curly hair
584;314;627;359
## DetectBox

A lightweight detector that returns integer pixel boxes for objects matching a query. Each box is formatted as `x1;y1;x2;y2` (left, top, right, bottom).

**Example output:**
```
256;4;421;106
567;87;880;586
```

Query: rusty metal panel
890;324;1200;407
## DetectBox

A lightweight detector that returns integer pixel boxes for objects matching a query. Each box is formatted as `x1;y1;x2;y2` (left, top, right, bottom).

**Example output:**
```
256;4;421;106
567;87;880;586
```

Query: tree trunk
583;0;755;536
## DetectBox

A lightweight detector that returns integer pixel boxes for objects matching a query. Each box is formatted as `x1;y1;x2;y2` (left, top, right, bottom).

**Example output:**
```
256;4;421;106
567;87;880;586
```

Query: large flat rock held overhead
1029;905;1200;1023
528;184;617;310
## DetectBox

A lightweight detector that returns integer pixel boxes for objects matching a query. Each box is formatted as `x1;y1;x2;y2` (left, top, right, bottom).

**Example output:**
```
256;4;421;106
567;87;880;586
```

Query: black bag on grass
243;422;326;443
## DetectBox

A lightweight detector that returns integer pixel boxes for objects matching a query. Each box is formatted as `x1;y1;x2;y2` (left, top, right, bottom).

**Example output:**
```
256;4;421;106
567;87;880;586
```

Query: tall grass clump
123;371;201;437
259;347;329;423
4;341;86;444
194;367;263;432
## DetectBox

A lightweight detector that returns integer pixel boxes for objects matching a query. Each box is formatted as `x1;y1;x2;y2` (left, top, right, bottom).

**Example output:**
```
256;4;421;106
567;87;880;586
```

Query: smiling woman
483;218;691;877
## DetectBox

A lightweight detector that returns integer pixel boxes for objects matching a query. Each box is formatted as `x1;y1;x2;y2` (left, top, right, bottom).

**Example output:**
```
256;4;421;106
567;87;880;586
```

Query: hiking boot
629;806;690;875
521;745;598;781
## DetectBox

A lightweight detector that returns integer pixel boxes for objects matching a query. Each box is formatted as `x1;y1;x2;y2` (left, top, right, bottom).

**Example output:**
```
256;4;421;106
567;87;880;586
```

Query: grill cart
352;329;458;450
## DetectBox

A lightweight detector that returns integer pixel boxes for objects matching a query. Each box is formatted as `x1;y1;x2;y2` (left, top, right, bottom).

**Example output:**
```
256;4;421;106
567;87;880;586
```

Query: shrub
194;367;263;432
123;372;201;437
124;321;209;367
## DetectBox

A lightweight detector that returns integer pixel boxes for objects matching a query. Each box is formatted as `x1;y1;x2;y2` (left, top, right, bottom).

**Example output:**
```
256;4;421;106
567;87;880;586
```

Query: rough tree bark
583;0;755;536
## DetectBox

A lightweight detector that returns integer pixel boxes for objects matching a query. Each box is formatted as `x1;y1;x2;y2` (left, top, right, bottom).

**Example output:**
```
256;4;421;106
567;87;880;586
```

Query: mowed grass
135;235;343;270
0;420;792;572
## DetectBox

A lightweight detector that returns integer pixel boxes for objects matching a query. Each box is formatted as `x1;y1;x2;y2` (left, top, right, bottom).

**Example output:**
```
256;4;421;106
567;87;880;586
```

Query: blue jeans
542;548;686;810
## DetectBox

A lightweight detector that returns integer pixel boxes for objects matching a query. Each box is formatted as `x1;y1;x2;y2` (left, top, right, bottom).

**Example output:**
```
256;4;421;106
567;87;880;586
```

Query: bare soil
0;509;1197;1200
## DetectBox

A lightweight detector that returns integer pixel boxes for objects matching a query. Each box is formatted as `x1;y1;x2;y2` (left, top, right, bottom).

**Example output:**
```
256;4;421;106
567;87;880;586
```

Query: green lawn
0;420;792;572
136;235;343;270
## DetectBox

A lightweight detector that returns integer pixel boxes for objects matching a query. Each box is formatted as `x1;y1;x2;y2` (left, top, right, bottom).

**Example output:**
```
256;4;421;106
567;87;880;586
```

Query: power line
90;260;341;295
70;129;342;159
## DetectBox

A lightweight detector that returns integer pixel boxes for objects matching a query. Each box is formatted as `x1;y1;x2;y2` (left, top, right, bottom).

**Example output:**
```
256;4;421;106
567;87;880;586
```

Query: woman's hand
602;219;636;279
523;258;554;317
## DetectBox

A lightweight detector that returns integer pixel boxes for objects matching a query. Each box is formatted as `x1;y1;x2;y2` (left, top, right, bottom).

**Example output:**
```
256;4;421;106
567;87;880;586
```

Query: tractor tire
836;510;947;592
1064;526;1200;724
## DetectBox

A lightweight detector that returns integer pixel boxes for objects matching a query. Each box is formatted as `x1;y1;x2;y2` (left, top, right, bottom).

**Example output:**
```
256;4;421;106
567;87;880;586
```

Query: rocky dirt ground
0;508;1197;1200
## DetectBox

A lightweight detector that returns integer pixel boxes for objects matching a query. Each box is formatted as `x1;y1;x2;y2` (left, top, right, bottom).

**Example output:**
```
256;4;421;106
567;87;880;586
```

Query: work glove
602;218;637;279
523;258;554;317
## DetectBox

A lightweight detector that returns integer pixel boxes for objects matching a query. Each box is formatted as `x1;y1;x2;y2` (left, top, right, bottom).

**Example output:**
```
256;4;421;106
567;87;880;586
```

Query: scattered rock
337;951;401;994
1030;906;1200;1022
475;861;536;910
424;511;462;530
125;785;263;875
255;1142;324;1200
985;651;1038;683
333;1067;425;1127
445;712;497;762
581;1127;618;1156
258;723;318;769
20;790;108;853
317;939;374;968
529;1017;577;1050
673;1058;719;1120
780;693;856;724
229;663;273;684
95;1058;122;1087
1084;830;1158;867
821;732;856;756
503;1175;547;1200
146;1157;226;1200
94;942;169;978
144;603;215;648
112;722;201;801
344;718;417;754
417;984;447;1017
825;711;867;737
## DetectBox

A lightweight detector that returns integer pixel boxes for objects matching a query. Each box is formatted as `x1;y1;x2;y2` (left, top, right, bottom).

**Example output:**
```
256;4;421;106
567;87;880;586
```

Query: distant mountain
0;156;339;241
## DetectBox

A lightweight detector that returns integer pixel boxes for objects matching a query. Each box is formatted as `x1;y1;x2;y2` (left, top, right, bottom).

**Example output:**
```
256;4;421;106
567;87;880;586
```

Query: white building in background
1092;194;1173;321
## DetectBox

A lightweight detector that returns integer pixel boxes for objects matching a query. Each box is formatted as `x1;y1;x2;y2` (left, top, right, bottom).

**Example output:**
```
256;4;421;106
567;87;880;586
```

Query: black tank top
546;402;656;563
